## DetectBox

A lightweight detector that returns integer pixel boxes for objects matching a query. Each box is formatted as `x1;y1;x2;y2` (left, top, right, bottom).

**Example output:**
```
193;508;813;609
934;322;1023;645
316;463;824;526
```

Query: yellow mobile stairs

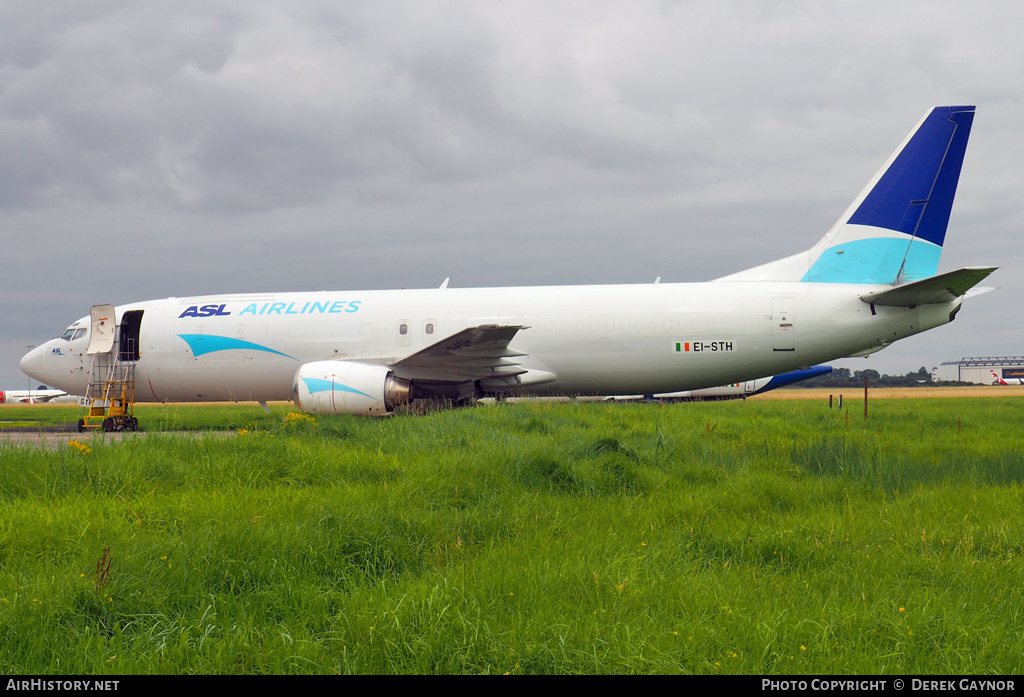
77;304;141;433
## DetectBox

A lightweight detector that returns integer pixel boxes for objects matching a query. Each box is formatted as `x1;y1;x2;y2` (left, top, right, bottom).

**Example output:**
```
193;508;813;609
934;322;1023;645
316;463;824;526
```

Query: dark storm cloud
0;2;713;216
0;2;243;207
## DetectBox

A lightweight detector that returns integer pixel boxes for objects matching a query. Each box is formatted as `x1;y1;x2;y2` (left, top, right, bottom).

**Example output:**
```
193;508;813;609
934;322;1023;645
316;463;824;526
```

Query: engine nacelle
293;361;412;416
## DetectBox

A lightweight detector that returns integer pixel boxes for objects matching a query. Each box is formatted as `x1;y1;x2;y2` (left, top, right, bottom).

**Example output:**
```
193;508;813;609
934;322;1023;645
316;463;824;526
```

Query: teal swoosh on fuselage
177;334;297;360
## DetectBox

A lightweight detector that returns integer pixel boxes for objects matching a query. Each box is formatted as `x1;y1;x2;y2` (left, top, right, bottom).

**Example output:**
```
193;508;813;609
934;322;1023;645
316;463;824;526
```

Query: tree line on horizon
791;366;976;388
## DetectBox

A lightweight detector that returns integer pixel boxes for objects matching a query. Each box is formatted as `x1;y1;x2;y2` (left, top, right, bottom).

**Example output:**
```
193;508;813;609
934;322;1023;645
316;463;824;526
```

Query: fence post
864;377;869;419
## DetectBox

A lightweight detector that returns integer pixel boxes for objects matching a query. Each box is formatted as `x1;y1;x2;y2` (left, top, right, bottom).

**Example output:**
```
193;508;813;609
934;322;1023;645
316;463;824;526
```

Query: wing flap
390;324;531;382
859;267;997;307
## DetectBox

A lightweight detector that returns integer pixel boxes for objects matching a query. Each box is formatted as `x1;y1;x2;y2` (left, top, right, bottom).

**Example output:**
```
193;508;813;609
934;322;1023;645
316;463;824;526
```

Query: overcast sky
3;0;1022;391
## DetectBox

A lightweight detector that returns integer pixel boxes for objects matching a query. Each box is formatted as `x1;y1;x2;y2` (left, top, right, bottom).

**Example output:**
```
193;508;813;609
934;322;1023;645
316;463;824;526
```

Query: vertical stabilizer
717;106;975;284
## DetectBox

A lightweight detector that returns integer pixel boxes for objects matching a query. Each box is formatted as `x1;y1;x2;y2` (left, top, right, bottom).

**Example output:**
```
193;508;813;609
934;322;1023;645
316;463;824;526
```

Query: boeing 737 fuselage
21;106;995;417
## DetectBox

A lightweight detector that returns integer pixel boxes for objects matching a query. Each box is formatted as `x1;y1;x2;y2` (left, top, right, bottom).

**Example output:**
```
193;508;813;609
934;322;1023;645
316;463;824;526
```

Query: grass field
1;396;1023;674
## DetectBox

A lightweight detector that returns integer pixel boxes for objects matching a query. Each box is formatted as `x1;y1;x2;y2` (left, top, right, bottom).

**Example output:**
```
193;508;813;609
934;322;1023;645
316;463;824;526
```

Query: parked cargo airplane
21;106;995;418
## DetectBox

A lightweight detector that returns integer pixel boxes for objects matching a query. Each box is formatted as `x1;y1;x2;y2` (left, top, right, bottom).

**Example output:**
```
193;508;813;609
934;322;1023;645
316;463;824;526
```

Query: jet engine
294;361;412;416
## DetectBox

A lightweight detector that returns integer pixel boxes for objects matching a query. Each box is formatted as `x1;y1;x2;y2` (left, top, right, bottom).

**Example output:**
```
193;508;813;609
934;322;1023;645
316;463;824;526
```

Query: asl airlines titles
178;300;363;318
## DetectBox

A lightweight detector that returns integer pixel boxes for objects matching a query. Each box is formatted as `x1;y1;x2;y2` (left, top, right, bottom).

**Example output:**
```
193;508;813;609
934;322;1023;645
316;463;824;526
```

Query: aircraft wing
390;324;530;384
859;267;997;307
0;389;69;403
32;394;62;403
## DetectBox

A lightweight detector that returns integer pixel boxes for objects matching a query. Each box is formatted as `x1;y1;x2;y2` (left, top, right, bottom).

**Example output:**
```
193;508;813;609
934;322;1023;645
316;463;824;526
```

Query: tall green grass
1;398;1023;674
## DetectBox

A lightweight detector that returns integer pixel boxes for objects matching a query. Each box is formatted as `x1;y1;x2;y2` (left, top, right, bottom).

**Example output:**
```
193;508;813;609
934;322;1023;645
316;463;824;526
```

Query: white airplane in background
22;106;995;419
491;365;833;405
606;365;834;402
0;389;70;404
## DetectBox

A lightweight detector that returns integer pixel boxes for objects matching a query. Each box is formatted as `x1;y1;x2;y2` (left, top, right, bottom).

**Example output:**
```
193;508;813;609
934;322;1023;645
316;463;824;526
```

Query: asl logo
179;304;231;318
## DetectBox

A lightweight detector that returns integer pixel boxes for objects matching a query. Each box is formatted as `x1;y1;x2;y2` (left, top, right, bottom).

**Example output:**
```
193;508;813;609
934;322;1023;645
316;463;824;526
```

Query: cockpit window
59;327;87;341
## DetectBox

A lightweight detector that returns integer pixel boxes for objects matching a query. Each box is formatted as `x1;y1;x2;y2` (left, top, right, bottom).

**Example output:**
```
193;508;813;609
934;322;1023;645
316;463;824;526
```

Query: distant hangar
935;357;1024;384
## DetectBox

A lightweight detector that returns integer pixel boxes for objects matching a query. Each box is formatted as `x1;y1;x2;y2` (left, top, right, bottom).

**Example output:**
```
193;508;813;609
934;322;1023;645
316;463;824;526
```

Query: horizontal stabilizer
859;267;997;307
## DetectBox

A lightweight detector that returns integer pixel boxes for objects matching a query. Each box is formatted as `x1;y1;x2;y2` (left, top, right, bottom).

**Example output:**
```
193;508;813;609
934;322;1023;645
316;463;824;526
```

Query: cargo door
87;305;116;355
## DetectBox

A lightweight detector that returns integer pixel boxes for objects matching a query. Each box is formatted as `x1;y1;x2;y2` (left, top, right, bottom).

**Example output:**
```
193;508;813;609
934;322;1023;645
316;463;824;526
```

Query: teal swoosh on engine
178;334;297;360
300;377;374;399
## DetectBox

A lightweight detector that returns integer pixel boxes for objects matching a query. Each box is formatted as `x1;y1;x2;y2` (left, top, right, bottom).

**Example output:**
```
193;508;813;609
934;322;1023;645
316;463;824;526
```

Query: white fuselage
23;280;957;404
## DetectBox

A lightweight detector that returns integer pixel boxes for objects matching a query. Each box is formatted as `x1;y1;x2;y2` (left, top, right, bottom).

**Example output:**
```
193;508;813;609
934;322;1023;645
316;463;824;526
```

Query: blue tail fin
805;105;975;284
717;106;975;285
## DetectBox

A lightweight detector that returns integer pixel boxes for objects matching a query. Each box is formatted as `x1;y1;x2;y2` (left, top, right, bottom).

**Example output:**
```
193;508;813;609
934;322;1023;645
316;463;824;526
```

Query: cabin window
399;323;408;336
425;322;435;335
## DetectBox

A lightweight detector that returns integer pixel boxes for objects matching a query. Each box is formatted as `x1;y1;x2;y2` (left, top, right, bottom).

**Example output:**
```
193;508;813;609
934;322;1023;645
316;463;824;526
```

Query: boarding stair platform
77;304;140;432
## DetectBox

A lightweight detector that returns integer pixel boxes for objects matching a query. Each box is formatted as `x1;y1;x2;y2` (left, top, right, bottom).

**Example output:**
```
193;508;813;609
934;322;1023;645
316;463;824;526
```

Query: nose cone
20;344;48;384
